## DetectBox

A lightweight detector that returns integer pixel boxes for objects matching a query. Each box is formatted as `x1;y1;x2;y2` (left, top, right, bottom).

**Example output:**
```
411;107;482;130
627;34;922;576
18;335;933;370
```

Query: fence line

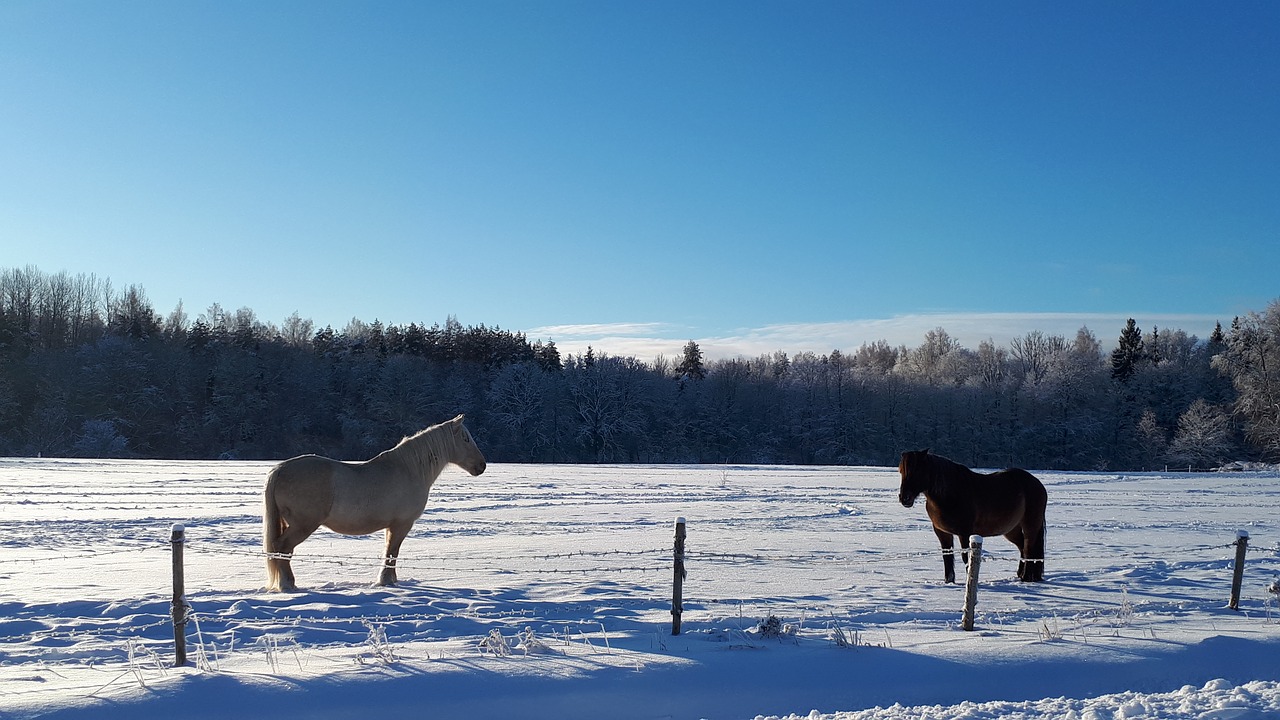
1;527;1259;587
5;527;1274;666
2;534;1241;573
682;541;1243;568
5;518;1274;669
183;543;670;575
0;617;172;645
5;520;1264;571
0;542;167;563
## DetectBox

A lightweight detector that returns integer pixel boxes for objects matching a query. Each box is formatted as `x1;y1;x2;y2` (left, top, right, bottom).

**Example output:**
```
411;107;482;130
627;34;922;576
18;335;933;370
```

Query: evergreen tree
1110;318;1145;382
532;340;562;372
675;340;706;381
1147;325;1162;364
4;263;1279;469
1209;322;1226;349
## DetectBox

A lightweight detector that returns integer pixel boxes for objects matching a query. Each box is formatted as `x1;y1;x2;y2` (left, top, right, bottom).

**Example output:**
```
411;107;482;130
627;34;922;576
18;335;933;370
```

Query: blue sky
2;2;1276;360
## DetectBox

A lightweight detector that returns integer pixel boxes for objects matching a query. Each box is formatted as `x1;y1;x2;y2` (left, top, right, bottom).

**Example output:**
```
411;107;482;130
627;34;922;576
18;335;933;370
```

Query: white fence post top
675;517;686;526
1237;529;1250;539
969;534;983;545
171;523;185;535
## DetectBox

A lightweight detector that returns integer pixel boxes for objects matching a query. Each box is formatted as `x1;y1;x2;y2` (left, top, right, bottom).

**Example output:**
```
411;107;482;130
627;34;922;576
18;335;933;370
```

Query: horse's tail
263;468;284;591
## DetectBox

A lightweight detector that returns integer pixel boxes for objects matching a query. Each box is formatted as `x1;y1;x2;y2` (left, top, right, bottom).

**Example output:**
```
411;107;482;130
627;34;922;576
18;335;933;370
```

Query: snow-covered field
2;459;1279;719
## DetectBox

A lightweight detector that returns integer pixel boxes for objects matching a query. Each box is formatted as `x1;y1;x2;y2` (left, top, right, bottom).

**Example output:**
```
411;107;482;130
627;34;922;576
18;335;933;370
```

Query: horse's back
985;467;1047;521
267;454;342;516
273;453;430;535
952;467;1042;534
997;467;1046;505
270;454;345;485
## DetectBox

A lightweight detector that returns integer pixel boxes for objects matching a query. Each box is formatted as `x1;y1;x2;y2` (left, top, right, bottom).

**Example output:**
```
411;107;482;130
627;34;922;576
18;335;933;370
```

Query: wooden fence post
1229;530;1249;611
672;517;686;636
961;535;983;631
171;523;187;667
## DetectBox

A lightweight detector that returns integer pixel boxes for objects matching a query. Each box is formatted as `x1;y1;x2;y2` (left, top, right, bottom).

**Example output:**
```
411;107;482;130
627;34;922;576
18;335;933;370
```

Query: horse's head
447;414;487;476
897;449;932;508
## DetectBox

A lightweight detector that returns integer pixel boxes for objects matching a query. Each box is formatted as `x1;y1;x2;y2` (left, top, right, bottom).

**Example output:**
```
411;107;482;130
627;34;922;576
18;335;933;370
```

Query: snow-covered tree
488;361;556;460
1213;303;1280;458
1136;409;1167;468
568;354;646;462
900;327;962;385
1167;400;1233;468
675;340;706;381
1111;318;1145;383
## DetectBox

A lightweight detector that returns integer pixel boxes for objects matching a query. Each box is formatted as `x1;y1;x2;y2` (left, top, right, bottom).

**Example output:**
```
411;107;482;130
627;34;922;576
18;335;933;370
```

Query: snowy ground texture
2;459;1279;719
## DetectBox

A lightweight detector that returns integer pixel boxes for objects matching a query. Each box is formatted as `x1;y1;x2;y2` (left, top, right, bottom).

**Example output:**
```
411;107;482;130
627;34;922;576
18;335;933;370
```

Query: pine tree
1209;322;1226;349
532;340;562;372
1110;318;1145;382
675;340;706;381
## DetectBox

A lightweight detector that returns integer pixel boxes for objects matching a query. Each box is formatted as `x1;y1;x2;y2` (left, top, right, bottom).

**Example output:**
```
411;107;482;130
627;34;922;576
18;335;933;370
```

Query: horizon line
528;311;1233;362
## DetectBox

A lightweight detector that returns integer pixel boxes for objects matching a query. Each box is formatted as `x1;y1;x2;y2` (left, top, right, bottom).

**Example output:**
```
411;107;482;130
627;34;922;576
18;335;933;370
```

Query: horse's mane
381;420;454;477
925;451;967;474
910;450;974;492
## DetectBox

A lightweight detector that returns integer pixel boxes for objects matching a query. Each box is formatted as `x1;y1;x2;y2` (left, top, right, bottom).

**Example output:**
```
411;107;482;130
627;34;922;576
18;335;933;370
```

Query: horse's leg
1023;524;1046;582
958;533;972;574
1005;527;1027;580
934;527;957;583
271;520;321;592
1024;481;1049;582
378;520;414;586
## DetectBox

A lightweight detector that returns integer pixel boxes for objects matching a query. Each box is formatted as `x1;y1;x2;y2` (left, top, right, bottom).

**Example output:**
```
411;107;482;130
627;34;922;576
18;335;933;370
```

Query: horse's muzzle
899;493;916;508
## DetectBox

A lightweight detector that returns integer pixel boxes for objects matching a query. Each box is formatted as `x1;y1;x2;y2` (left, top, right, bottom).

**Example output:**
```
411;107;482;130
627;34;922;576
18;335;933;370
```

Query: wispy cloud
528;322;680;339
528;312;1227;362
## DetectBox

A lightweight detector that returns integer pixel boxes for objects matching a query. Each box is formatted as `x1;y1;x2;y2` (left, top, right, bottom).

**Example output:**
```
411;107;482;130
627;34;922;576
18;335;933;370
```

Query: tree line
2;265;1278;470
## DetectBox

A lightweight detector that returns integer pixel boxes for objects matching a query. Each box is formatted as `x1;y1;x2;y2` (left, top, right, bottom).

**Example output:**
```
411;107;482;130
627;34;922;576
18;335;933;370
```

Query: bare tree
1011;331;1069;386
852;340;898;376
1214;303;1280;458
488;361;555;460
281;312;315;348
67;272;105;346
1167;400;1232;468
37;271;72;348
568;354;645;462
107;284;160;339
975;339;1008;388
1136;409;1168;468
164;300;189;340
900;327;962;385
1;265;39;340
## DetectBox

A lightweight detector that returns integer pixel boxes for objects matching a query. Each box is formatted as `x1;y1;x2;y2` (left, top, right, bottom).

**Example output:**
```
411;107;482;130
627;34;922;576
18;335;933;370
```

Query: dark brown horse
897;450;1047;583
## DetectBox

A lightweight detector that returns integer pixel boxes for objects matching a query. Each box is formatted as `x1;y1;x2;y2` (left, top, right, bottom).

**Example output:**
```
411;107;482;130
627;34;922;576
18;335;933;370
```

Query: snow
2;459;1279;719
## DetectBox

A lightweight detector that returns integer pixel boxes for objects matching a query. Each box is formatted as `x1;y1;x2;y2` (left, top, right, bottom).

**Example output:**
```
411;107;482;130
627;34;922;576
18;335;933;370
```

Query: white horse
263;414;486;592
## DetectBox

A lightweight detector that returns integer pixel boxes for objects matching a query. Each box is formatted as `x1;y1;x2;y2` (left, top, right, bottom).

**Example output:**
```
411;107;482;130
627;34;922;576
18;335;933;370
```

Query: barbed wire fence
2;519;1276;672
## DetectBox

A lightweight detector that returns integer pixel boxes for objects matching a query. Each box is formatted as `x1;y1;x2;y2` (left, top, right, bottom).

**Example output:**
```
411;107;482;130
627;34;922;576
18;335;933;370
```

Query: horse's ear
922;448;930;455
452;414;465;424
